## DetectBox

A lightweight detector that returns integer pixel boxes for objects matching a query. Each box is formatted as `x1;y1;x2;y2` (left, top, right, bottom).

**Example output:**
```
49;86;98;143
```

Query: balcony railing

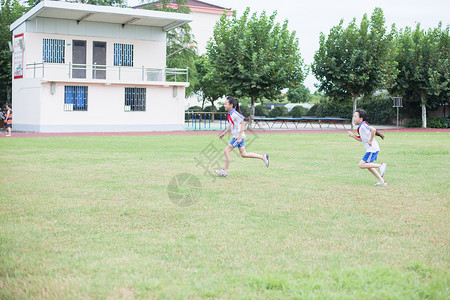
25;62;189;83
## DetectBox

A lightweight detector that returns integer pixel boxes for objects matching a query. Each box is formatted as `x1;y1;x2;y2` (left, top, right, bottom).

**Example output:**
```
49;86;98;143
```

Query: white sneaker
263;154;269;168
374;181;387;186
215;169;228;177
379;163;387;177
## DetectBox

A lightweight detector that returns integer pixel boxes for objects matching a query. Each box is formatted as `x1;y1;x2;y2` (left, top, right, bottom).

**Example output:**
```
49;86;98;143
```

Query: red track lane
0;128;448;138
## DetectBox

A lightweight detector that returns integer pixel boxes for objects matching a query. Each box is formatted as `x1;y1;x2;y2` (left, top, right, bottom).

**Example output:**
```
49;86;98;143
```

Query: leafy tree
192;54;226;121
207;8;306;125
312;8;397;128
390;23;449;128
143;0;198;97
286;83;311;103
0;0;28;108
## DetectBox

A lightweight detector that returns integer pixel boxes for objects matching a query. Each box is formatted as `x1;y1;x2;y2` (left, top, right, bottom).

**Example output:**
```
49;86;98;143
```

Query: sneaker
215;169;228;177
263;154;269;168
379;163;387;177
374;181;387;186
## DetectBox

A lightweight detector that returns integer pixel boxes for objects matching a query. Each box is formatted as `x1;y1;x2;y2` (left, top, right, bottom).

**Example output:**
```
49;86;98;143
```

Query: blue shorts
230;137;245;148
362;151;379;162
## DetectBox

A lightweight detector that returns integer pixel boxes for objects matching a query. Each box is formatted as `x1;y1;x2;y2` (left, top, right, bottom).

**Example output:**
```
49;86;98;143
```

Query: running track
1;128;449;138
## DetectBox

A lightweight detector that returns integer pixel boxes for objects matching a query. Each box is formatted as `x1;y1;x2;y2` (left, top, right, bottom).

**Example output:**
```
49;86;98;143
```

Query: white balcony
25;62;189;86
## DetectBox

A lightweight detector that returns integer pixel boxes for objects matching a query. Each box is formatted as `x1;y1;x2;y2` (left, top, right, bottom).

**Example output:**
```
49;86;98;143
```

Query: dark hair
227;96;240;113
355;109;368;121
355;109;384;140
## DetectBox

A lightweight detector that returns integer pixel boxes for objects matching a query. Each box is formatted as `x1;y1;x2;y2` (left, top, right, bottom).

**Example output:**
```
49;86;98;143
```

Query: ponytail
375;130;385;140
227;96;241;113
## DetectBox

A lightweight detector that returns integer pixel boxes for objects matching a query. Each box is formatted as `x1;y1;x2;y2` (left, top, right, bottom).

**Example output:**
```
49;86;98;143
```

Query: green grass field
0;132;449;299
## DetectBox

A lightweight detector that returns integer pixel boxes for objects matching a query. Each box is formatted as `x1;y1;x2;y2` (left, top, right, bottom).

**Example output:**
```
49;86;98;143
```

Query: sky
131;0;449;92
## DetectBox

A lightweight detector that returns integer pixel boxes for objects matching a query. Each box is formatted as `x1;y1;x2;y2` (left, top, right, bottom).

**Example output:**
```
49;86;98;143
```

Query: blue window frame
64;86;88;111
124;87;146;111
114;43;134;66
43;39;65;63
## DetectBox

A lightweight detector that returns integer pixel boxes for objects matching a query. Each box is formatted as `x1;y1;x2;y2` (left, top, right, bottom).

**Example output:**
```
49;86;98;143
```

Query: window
64;86;88;111
124;87;146;112
114;43;134;66
43;39;65;63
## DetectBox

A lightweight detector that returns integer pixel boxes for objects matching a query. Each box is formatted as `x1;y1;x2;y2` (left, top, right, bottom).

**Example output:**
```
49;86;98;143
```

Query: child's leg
359;160;384;182
223;145;234;172
358;160;381;169
238;146;264;160
368;167;384;183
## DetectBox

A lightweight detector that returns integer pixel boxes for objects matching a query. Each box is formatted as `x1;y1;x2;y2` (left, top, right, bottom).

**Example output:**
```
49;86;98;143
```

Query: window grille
125;87;146;111
64;86;88;111
43;39;65;63
114;43;134;66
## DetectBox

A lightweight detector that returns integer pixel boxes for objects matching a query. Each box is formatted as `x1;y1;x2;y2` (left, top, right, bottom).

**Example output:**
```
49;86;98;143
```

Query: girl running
348;109;387;186
215;96;269;177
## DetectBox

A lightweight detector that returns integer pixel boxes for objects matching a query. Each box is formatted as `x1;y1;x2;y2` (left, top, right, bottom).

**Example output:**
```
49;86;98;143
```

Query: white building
10;0;192;132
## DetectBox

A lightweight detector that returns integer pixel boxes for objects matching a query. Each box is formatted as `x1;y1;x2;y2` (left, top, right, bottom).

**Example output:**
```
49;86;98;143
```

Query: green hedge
255;105;270;117
308;95;397;124
269;106;289;118
288;106;309;118
405;117;450;128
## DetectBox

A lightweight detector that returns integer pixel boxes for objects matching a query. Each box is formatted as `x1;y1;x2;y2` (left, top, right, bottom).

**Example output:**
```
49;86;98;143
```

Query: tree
193;54;226;121
143;0;198;97
390;23;449;128
207;8;306;125
312;8;397;128
286;83;311;103
0;0;28;108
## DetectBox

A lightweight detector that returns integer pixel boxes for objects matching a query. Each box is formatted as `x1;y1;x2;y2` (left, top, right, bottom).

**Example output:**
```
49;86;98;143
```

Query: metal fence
185;112;227;130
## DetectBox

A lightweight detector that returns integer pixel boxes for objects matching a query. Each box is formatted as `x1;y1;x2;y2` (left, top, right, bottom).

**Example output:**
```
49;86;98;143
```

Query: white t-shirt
357;121;380;152
227;108;246;138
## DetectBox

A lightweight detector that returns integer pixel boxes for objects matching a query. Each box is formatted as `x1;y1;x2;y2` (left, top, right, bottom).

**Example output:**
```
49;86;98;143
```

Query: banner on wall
13;33;24;79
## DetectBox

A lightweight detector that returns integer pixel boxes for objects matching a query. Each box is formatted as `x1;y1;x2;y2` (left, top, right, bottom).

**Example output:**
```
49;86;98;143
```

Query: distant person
5;103;12;137
215;96;269;177
348;109;387;186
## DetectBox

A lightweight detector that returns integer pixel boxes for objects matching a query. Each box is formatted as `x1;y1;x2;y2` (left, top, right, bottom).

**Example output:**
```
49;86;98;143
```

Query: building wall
189;10;224;54
12;18;187;132
14;81;186;132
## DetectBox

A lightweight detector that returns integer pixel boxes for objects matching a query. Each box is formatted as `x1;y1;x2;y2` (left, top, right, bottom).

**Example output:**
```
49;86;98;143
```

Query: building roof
10;0;193;32
134;0;232;15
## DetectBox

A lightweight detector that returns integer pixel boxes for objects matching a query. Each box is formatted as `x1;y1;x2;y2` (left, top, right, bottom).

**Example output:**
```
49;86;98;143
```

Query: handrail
24;62;189;83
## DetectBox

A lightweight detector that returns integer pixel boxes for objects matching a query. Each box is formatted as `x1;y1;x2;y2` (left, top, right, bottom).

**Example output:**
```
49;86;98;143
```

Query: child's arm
236;120;245;142
218;125;231;139
368;127;377;146
348;131;362;142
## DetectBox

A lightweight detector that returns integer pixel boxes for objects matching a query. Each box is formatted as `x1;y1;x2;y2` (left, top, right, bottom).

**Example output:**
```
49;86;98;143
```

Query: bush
405;117;450;128
359;95;396;124
269;106;288;118
288;106;309;118
308;100;352;118
255;105;270;117
203;105;218;112
187;106;202;112
239;105;251;117
308;94;396;124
